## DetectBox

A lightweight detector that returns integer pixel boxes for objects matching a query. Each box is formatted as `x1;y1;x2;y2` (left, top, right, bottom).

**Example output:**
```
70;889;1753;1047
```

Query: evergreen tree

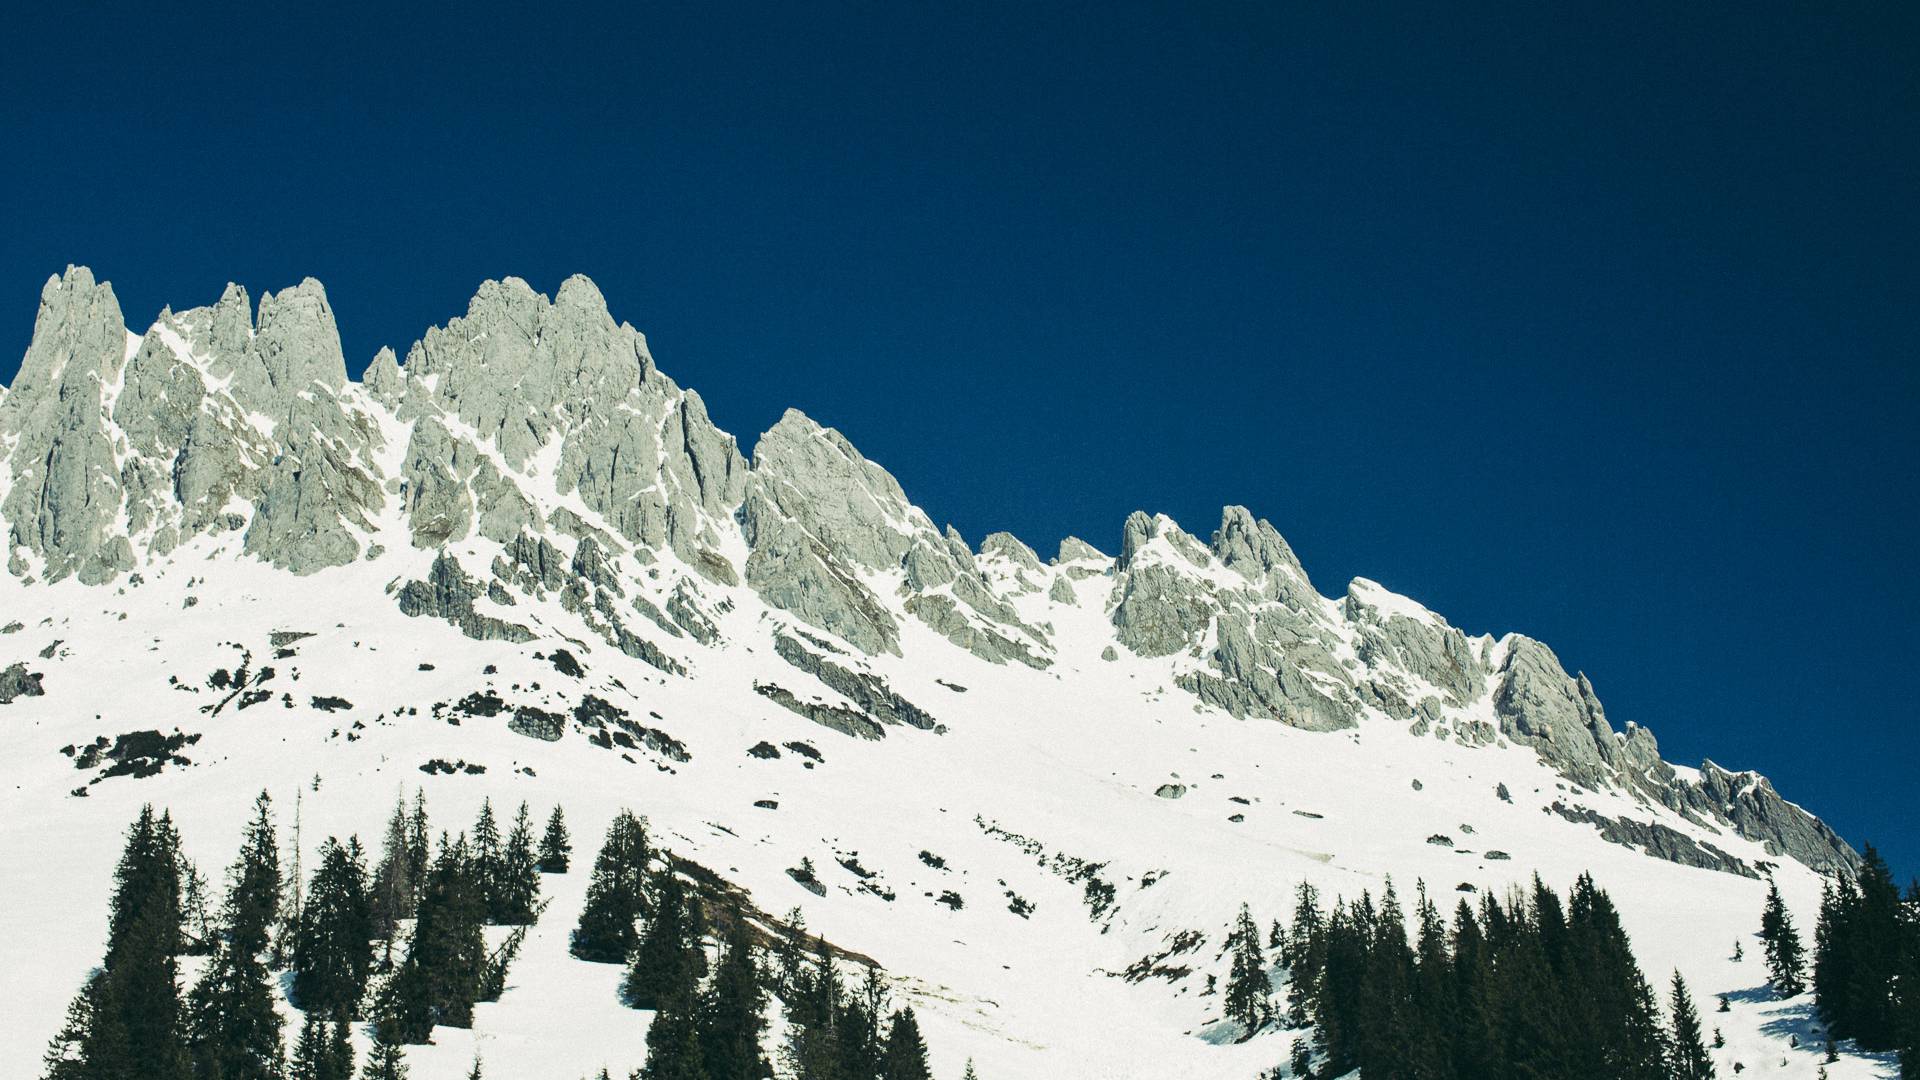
836;966;886;1080
880;1007;932;1080
361;1003;409;1080
960;1061;978;1080
698;911;770;1080
471;800;503;921
1668;971;1717;1080
370;793;417;941
187;812;289;1080
404;792;431;908
640;992;709;1080
627;867;708;1010
290;1013;329;1080
573;811;651;963
1815;846;1906;1049
54;806;193;1080
325;1014;356;1080
228;791;283;956
539;805;573;874
782;940;846;1080
292;836;376;1016
1224;902;1271;1033
1760;880;1807;996
493;802;541;925
181;859;218;956
389;835;487;1041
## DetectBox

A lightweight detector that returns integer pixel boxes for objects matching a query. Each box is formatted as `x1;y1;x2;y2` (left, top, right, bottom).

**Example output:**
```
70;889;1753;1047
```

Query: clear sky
3;4;1914;878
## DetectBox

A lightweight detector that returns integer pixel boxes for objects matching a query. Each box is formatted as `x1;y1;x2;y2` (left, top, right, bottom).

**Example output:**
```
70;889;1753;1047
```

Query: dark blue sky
4;4;1915;876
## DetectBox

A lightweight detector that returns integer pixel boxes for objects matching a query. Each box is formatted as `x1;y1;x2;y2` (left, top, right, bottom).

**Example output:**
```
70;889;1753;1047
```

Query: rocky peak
254;278;347;396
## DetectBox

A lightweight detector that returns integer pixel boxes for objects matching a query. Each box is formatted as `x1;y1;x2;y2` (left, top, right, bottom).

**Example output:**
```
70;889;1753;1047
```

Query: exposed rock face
772;633;942;732
1670;762;1859;875
397;552;534;643
1549;801;1758;878
0;266;1859;881
1;268;136;583
0;662;45;703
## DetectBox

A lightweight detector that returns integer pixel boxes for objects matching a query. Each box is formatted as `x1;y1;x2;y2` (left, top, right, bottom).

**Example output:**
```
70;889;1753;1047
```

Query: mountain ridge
0;265;1875;1079
0;265;1857;878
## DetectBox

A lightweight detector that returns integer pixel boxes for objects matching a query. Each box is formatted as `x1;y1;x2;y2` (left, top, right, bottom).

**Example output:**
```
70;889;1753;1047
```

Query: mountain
0;267;1878;1079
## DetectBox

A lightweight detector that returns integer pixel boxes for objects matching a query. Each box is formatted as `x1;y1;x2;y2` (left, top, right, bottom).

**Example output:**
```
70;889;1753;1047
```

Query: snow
0;537;1891;1080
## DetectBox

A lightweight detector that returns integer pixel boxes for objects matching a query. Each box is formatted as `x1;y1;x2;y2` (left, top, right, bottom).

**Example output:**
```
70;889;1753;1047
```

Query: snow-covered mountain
0;267;1882;1078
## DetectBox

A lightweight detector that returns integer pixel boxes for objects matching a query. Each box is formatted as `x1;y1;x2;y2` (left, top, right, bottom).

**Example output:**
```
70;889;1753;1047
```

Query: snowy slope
0;269;1893;1079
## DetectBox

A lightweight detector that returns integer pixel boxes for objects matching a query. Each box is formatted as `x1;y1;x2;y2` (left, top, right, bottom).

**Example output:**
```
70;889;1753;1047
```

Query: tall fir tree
627;867;709;1010
492;802;541;925
362;993;410;1080
1815;846;1907;1049
370;792;417;941
325;1013;355;1080
389;835;488;1041
292;836;376;1016
187;805;288;1080
880;1007;932;1080
538;805;572;874
836;966;886;1080
573;811;651;963
782;939;846;1080
52;805;193;1080
404;791;431;909
1224;902;1272;1033
471;800;503;921
1668;971;1717;1080
290;1013;329;1080
698;910;770;1080
1760;879;1808;996
640;991;710;1080
228;791;283;956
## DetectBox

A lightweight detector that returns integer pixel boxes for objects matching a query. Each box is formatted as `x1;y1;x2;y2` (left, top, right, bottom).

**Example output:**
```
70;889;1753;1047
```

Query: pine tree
782;939;846;1080
1668;971;1717;1080
370;792;417;941
573;811;651;963
390;835;487;1041
362;1002;410;1080
1760;880;1807;996
836;966;887;1080
291;1012;329;1080
493;802;540;925
539;805;572;874
182;859;217;956
325;1013;356;1080
880;1007;932;1080
626;867;708;1010
471;799;503;921
699;911;770;1080
405;791;431;906
1225;902;1271;1033
292;836;376;1016
41;977;99;1080
56;806;193;1080
187;811;289;1080
228;791;284;956
1815;845;1907;1049
640;992;710;1080
960;1061;979;1080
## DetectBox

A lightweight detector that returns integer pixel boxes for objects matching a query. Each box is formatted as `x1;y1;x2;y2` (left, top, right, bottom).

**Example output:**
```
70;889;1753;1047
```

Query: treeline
42;790;567;1080
568;811;958;1080
1224;875;1719;1080
1806;846;1919;1075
